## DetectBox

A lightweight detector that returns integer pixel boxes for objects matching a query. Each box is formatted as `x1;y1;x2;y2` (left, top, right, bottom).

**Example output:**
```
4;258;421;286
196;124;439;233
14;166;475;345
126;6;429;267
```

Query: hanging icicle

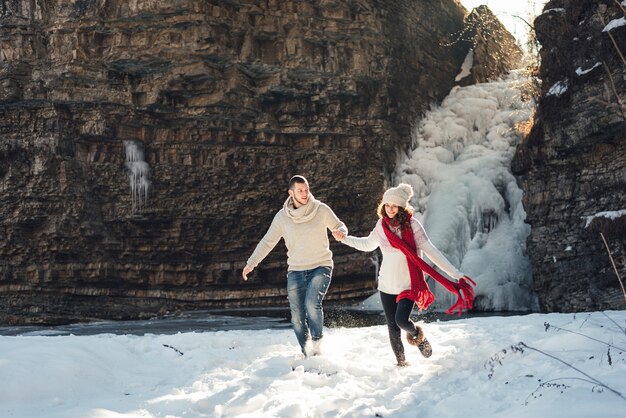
123;140;151;212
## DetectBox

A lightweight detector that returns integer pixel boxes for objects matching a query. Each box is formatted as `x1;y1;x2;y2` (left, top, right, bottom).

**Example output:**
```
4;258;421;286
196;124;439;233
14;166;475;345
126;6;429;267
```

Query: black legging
380;291;418;363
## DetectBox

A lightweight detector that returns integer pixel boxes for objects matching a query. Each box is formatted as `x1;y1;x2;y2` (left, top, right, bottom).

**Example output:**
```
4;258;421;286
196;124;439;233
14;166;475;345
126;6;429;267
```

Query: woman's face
384;203;399;219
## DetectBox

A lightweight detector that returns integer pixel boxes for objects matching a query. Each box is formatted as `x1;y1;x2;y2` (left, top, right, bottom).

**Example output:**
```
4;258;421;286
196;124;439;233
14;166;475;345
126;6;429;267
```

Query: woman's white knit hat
383;183;414;207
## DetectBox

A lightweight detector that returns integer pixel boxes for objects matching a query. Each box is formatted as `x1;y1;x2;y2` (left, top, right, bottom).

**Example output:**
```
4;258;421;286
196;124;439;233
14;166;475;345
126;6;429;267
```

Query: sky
459;0;549;46
1;309;624;417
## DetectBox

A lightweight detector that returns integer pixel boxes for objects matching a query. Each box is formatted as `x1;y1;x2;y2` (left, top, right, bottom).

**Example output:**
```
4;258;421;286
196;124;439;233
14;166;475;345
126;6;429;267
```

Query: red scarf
382;216;476;315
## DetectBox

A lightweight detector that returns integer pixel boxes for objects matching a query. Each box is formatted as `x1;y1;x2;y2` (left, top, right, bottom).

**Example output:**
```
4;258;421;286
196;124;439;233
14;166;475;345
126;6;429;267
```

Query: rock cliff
513;0;626;312
0;0;521;324
454;5;523;86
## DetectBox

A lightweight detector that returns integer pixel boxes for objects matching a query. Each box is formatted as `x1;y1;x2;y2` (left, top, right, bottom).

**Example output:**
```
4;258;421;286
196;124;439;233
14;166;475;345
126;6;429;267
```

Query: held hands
332;229;346;241
242;265;254;281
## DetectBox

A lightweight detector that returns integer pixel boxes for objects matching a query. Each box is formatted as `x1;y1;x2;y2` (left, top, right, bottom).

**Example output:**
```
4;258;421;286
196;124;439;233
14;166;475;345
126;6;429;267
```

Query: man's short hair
289;175;308;190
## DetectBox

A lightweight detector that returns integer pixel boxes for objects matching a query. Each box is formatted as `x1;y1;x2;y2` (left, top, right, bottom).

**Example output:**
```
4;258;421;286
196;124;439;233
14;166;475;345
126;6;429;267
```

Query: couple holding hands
242;175;475;367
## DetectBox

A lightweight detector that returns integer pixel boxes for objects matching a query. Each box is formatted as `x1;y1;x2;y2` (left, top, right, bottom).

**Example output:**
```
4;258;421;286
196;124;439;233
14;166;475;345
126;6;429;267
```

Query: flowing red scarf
382;216;477;315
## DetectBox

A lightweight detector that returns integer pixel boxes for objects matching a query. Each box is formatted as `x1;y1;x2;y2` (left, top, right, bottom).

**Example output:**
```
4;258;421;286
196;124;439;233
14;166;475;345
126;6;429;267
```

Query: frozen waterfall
394;71;539;312
123;140;151;211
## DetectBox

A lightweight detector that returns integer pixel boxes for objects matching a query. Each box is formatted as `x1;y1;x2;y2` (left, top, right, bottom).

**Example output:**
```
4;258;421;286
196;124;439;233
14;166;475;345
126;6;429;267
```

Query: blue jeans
286;266;332;353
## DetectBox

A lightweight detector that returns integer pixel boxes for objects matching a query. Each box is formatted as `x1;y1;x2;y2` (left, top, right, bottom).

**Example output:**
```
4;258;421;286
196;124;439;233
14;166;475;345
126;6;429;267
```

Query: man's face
289;182;310;208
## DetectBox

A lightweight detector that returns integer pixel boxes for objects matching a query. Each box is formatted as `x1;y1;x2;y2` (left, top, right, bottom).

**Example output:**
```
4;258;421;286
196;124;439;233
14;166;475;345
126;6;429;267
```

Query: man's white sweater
246;195;347;272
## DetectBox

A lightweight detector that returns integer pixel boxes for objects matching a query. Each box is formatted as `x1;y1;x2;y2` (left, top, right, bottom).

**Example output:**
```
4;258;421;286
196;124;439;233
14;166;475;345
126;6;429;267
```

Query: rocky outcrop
455;5;523;86
513;0;626;312
0;0;521;325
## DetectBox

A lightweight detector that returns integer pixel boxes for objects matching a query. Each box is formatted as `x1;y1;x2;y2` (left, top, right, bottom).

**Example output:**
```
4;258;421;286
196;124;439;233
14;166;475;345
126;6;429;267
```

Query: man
242;175;347;357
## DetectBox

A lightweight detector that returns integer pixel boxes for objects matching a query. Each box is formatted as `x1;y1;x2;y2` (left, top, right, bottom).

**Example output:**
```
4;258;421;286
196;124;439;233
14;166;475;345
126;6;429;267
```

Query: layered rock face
0;0;520;324
455;5;523;86
513;0;626;312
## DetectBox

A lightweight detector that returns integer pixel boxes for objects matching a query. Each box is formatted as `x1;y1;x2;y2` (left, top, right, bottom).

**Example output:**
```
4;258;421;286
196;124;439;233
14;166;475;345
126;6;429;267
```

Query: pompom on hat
383;183;414;207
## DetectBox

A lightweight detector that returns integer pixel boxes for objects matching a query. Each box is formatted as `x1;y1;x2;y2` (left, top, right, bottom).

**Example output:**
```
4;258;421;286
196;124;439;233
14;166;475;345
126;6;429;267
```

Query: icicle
123;140;151;212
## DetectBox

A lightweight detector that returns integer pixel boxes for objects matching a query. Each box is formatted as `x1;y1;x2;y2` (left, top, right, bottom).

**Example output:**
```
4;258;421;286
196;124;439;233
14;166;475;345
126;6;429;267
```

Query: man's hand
242;265;254;281
332;229;346;241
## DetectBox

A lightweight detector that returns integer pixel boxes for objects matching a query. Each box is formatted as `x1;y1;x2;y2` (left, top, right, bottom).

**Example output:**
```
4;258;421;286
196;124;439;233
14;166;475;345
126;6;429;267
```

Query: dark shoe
406;325;433;358
417;339;432;358
405;324;423;346
396;359;410;367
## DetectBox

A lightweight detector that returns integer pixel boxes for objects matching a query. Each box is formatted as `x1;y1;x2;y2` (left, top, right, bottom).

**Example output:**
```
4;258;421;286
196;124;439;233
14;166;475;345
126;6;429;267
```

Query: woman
333;183;475;367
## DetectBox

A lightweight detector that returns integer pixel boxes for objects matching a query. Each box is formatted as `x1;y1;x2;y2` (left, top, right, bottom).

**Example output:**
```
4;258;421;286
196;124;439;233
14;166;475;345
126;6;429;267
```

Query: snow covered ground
1;310;625;417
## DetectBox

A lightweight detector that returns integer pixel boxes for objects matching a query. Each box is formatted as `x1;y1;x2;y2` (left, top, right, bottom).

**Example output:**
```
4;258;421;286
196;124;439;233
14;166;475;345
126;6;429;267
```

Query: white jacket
342;217;463;295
